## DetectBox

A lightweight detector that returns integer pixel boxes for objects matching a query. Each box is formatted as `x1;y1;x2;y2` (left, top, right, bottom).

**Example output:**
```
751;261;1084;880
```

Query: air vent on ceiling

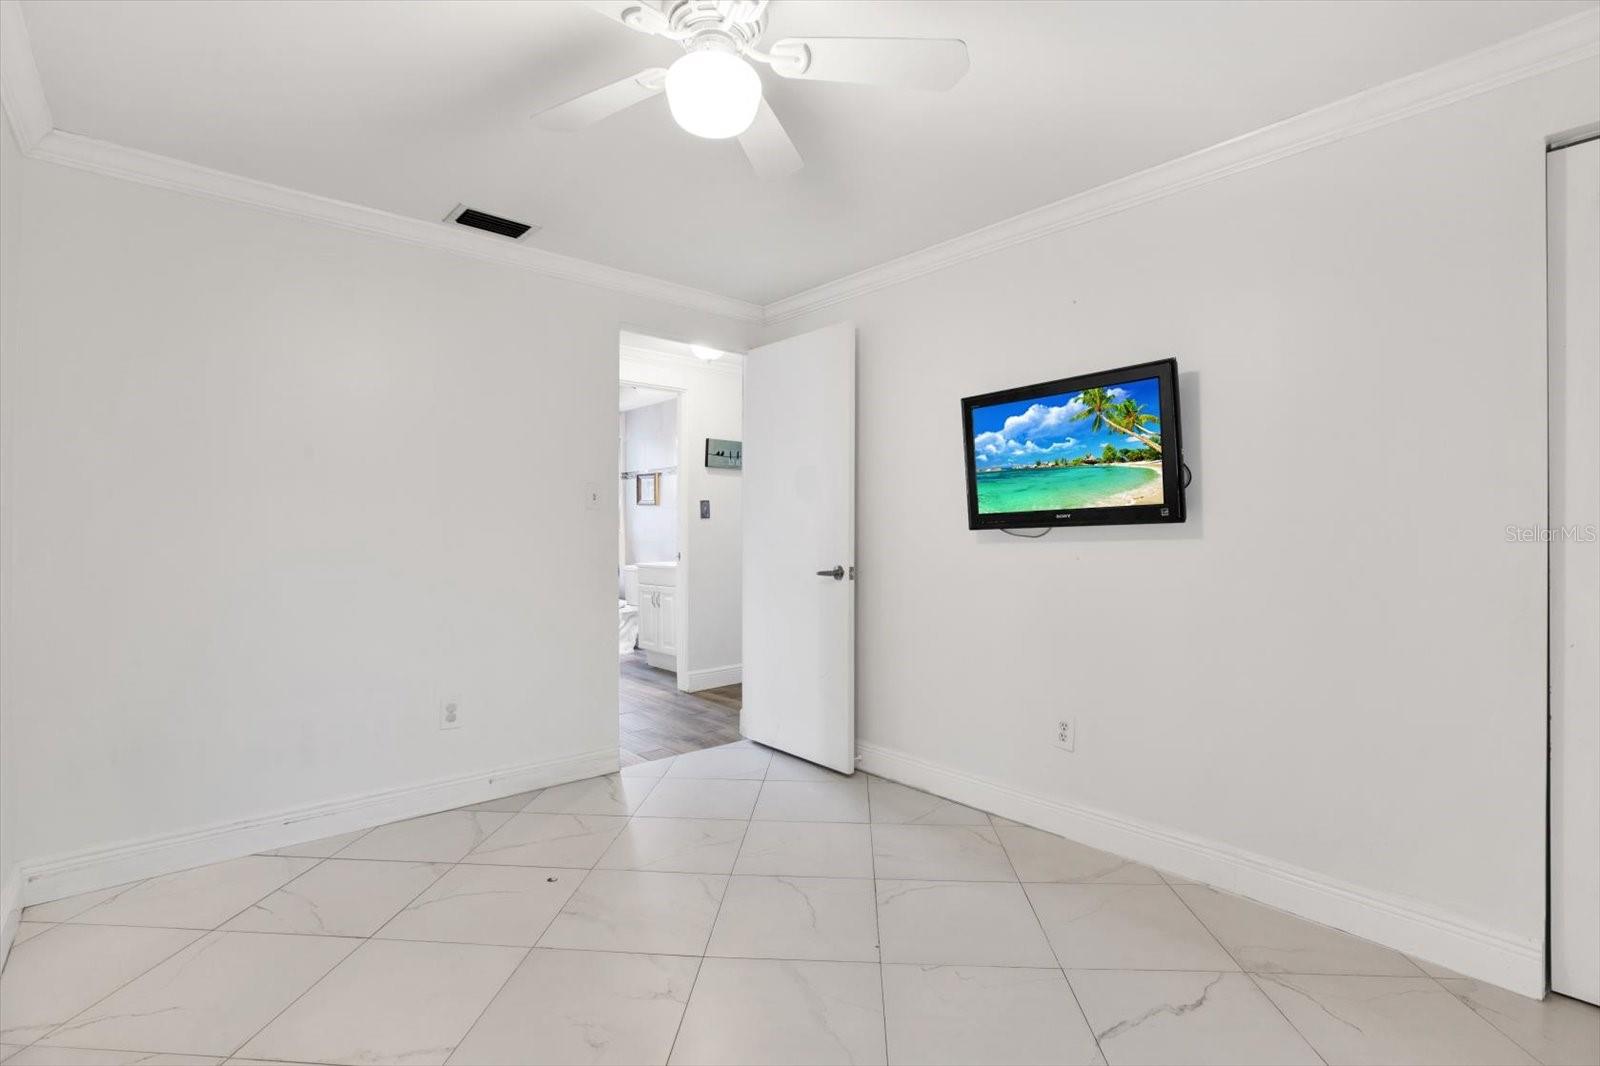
444;204;538;241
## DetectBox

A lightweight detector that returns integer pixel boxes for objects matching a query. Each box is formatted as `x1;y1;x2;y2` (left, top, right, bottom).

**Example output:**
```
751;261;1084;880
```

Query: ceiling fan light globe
665;50;762;139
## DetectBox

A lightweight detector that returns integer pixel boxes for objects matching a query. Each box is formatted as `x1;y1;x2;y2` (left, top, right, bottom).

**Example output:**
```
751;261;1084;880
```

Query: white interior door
742;323;856;773
1549;136;1599;1006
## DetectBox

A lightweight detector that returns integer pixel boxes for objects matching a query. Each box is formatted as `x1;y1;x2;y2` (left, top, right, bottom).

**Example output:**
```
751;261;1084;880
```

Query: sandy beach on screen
1099;460;1164;506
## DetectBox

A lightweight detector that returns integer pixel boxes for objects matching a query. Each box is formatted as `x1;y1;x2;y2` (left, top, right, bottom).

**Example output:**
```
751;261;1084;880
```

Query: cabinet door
638;588;660;651
657;590;677;654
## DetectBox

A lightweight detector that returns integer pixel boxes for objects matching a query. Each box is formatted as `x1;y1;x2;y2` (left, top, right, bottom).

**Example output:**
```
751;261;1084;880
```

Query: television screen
961;358;1185;529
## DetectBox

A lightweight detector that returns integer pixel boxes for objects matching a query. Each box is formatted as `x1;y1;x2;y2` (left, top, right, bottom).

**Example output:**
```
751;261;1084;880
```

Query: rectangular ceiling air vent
444;204;538;241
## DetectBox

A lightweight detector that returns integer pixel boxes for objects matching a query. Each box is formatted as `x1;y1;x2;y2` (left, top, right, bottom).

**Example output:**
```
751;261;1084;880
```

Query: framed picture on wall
705;439;742;469
636;472;660;505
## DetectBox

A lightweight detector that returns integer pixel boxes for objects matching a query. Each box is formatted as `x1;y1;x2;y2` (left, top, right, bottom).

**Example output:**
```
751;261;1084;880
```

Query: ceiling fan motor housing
541;1;969;177
668;1;768;54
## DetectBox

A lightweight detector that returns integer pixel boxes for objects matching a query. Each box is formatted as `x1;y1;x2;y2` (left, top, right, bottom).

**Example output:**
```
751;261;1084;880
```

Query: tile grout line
22;852;354;1058
1006;832;1110;1066
661;747;766;1064
21;874;149;925
215;850;467;1061
25;918;1458;971
219;800;542;1062
211;854;343;932
1165;881;1330;1066
440;949;535;1065
29;865;1194;922
512;770;637;976
225;784;574;1063
39;913;1500;974
19;750;1568;1064
22;759;993;1060
4;919;202;1058
1405;970;1555;1066
1240;972;1333;1066
866;760;891;1065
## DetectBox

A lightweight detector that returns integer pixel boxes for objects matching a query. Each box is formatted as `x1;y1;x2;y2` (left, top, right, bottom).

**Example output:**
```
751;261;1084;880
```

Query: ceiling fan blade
532;68;667;131
577;1;672;35
767;37;969;90
738;99;803;180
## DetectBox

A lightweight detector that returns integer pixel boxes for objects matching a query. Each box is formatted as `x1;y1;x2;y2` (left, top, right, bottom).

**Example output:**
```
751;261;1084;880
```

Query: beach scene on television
972;376;1165;513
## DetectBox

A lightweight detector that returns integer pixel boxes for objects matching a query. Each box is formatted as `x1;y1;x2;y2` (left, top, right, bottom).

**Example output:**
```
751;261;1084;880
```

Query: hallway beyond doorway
619;651;741;766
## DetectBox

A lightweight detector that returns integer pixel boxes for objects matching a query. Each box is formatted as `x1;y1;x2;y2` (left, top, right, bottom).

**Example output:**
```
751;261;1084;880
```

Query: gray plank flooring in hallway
619;651;741;765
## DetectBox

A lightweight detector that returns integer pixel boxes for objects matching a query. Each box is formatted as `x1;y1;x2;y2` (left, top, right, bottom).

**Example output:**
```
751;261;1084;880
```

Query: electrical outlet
440;702;461;730
1053;717;1076;752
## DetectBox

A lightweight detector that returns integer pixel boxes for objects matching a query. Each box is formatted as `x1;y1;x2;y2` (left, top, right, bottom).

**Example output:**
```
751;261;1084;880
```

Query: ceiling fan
533;0;970;178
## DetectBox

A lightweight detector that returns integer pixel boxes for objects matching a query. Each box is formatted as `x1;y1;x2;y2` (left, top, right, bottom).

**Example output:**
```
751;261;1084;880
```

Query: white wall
0;142;751;903
622;399;679;567
620;342;743;689
761;60;1599;992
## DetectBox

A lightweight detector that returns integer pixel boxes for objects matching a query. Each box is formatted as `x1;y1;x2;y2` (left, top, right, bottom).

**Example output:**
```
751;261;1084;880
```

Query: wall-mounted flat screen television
961;358;1185;529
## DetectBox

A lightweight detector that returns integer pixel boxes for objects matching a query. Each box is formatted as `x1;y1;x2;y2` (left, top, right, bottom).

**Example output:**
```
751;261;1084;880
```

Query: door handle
816;565;845;580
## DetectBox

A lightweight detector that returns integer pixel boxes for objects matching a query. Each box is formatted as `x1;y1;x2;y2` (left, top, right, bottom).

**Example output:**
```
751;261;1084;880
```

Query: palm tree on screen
1114;398;1161;450
1073;388;1162;453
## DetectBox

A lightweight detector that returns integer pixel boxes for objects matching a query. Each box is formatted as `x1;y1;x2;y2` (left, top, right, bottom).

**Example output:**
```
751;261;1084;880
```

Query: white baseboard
857;741;1544;998
18;747;619;909
0;865;21;971
681;664;741;692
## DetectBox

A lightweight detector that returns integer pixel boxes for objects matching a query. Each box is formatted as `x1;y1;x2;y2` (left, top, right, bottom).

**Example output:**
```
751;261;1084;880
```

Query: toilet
618;566;640;654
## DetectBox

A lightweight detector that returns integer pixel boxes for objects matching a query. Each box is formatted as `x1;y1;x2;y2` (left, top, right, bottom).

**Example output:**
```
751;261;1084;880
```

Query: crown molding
4;0;1595;329
23;129;765;322
764;8;1600;324
0;0;761;324
0;0;51;152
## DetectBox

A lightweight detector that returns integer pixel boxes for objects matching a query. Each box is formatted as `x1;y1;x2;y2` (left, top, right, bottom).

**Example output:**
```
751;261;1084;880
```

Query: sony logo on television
1055;513;1071;518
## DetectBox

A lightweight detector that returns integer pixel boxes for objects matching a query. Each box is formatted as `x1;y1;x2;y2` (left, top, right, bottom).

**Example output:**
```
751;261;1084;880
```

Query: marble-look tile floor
1;741;1595;1066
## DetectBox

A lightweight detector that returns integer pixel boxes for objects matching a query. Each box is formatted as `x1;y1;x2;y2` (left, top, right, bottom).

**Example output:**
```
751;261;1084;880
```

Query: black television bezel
961;357;1186;530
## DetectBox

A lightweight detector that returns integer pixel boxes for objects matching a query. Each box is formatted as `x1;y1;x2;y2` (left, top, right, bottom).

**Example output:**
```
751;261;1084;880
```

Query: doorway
616;332;746;766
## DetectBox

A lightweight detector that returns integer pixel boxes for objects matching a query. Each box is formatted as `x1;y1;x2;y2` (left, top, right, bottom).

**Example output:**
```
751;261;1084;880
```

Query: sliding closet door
1549;135;1599;1006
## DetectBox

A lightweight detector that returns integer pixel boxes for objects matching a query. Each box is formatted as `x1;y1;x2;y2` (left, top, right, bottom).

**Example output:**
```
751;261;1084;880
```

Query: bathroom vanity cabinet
636;562;677;671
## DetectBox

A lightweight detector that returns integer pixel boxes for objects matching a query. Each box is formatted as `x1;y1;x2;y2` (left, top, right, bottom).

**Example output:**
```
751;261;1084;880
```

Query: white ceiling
21;0;1595;304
